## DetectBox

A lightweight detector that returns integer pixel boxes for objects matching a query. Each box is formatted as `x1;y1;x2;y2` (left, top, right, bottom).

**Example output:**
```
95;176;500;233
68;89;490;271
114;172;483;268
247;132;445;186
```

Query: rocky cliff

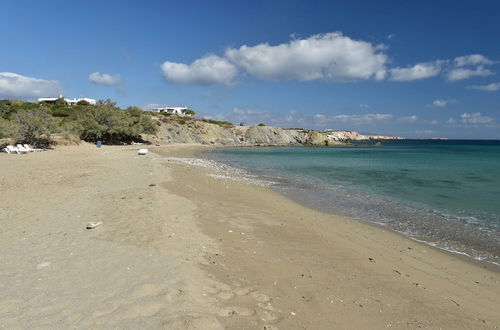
154;117;402;147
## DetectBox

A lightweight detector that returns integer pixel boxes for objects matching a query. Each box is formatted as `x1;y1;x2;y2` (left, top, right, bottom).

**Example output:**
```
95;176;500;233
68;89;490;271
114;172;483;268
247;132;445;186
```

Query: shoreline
1;144;499;329
203;145;500;271
156;146;499;329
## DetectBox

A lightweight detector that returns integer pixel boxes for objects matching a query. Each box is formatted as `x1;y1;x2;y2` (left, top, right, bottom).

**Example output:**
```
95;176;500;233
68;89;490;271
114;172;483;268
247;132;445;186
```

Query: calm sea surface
208;140;500;265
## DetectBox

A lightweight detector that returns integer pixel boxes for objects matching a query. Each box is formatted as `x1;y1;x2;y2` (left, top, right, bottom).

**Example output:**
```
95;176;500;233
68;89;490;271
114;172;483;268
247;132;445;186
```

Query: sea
207;140;500;266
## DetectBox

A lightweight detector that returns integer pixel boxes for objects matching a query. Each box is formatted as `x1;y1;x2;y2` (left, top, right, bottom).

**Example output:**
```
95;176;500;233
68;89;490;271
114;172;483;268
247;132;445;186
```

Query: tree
96;99;117;108
77;99;91;106
12;107;57;144
186;109;196;116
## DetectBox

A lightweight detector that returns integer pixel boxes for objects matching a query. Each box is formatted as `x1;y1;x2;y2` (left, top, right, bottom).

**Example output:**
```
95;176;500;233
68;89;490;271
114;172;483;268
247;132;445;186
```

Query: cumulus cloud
0;72;62;99
399;115;418;122
446;66;493;81
389;61;444;81
467;82;500;91
460;112;495;126
314;113;393;125
430;99;457;107
89;72;121;85
161;55;237;85
225;32;388;82
453;54;494;67
446;54;495;81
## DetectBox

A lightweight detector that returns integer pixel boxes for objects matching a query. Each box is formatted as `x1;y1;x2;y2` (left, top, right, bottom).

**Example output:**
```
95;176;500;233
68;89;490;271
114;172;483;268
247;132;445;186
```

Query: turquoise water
209;140;500;265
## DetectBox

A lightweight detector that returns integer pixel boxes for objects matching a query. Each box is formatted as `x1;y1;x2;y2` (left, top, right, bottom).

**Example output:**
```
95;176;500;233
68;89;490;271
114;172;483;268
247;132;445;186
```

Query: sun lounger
17;144;31;153
6;145;24;154
23;144;43;152
3;147;11;153
138;148;148;155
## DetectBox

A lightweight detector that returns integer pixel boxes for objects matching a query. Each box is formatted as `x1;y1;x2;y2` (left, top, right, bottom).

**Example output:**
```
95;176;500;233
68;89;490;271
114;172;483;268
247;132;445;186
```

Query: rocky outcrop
155;118;402;147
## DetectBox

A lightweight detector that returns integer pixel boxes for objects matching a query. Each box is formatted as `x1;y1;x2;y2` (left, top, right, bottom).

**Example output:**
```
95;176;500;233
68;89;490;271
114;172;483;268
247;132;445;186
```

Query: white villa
37;95;97;106
155;106;191;116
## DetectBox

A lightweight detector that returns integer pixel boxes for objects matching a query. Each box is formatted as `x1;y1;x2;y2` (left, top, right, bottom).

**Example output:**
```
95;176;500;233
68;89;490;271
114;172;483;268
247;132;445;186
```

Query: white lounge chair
138;148;148;155
17;144;30;153
3;147;11;153
23;144;43;152
6;145;24;154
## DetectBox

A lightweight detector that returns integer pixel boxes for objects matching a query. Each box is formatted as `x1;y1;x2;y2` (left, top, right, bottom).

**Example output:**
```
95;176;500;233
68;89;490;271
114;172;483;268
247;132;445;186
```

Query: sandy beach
1;144;499;329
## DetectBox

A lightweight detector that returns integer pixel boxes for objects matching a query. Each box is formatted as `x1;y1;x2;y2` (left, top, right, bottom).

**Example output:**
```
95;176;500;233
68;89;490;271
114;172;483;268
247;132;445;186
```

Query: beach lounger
138;148;148;155
6;145;24;154
3;147;11;153
17;144;31;153
23;144;43;152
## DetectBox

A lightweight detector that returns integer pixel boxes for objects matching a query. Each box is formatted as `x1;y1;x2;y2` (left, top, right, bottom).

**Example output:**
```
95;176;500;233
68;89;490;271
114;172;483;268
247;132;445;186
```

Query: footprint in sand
216;291;235;300
130;283;168;297
234;286;253;296
217;306;255;317
258;310;280;323
250;291;271;303
162;315;224;330
263;325;279;330
123;302;165;319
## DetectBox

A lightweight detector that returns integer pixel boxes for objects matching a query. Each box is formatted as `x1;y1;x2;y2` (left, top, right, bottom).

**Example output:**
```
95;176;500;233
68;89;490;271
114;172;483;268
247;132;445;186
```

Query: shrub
12;107;57;144
0;118;20;138
257;123;266;126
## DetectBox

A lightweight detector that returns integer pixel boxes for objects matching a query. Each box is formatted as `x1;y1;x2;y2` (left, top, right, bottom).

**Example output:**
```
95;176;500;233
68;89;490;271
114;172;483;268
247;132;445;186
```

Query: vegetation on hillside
0;99;158;145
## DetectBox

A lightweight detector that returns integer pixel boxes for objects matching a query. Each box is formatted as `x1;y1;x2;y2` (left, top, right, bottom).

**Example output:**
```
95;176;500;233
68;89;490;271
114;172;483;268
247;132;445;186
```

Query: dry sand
0;144;499;329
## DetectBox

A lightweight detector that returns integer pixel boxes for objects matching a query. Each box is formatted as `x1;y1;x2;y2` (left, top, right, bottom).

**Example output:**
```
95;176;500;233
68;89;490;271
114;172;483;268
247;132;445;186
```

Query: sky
1;0;499;139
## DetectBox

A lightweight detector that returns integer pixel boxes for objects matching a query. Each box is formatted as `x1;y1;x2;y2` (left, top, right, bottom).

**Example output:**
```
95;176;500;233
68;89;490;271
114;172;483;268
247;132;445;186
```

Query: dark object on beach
368;257;375;263
96;141;102;148
86;221;103;229
149;183;156;187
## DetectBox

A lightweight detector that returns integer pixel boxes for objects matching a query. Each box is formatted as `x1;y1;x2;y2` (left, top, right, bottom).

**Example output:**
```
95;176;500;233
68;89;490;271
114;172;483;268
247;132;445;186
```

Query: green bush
0;99;159;144
0;118;20;138
12;107;57;144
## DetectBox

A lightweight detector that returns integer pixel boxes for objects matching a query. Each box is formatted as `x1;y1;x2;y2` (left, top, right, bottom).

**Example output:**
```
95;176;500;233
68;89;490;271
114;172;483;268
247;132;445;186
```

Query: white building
37;95;97;106
156;106;191;116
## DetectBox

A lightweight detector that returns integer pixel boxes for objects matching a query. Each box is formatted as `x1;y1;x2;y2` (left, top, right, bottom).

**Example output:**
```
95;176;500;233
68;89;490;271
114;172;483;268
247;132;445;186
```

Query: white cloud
430;99;457;107
415;130;434;135
453;54;494;67
467;82;500;92
225;32;388;82
460;112;495;126
399;115;418;122
161;54;237;85
359;104;370;108
314;113;393;125
89;72;121;85
446;54;495;82
446;66;493;81
0;72;62;100
389;61;444;81
232;107;267;116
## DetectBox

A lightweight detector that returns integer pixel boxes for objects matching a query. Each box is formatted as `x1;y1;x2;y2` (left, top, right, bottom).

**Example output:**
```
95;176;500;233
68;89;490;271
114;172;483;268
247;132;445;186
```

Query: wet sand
0;144;499;329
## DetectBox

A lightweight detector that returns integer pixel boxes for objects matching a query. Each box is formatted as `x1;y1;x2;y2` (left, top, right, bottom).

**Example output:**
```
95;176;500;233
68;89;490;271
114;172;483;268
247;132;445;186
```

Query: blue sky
1;0;499;138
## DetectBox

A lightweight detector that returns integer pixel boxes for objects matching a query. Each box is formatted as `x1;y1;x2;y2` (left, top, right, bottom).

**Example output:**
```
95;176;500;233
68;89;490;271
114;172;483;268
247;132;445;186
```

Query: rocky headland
154;116;402;147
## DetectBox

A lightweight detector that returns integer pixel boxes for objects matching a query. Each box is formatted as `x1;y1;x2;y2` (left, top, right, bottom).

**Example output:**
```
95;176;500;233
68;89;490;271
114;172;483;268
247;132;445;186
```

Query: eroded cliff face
155;117;401;146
